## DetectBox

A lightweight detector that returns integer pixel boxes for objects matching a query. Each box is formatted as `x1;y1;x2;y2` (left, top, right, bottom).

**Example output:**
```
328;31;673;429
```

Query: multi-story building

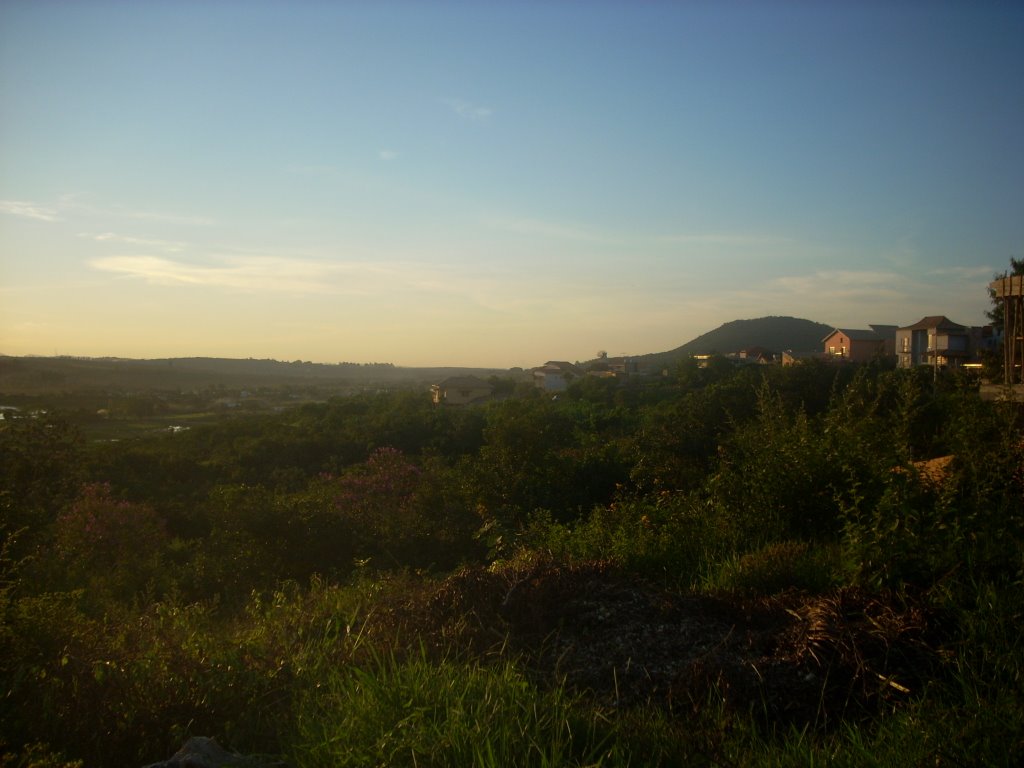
895;316;972;369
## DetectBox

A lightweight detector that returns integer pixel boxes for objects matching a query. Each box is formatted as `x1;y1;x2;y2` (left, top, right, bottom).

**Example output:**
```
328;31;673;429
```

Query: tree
0;415;83;558
335;448;420;534
984;257;1024;382
51;483;169;606
985;256;1024;331
471;399;578;527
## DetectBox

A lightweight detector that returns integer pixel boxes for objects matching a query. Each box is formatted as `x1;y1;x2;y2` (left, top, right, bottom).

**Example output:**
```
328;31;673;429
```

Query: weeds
291;650;614;768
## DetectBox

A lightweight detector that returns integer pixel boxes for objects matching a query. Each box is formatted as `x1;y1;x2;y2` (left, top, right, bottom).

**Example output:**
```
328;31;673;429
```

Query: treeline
0;354;500;397
1;358;1023;766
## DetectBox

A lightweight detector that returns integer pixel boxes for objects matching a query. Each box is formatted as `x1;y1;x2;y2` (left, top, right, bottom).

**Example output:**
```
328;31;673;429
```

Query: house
869;325;899;355
431;376;493;405
693;354;714;368
532;361;580;392
605;356;639;375
895;316;972;369
821;328;888;362
586;355;639;377
733;346;775;364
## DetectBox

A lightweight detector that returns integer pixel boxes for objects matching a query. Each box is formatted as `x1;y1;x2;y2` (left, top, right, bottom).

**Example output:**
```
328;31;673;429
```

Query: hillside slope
0;355;506;395
637;316;831;369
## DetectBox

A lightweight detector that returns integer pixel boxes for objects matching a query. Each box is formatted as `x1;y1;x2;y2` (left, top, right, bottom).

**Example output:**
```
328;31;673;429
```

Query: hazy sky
2;1;1021;368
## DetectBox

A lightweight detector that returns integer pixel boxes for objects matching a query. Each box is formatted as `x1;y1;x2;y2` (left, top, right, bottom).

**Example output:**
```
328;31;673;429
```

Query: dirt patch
363;558;941;729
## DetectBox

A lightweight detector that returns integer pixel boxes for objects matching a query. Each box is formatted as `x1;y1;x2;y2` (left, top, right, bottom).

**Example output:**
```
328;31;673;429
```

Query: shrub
523;492;729;588
704;540;842;596
1;579;368;768
50;484;169;607
841;391;1024;592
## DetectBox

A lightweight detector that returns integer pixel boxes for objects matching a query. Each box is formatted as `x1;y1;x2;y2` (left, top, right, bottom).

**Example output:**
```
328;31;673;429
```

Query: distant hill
0;355;508;395
636;316;832;370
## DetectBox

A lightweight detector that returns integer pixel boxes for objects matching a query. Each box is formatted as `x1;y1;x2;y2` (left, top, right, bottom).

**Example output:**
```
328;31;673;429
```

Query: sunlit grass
291;651;615;768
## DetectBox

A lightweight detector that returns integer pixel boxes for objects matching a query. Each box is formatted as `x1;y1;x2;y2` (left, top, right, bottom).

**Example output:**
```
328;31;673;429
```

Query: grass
290;650;616;768
6;564;1024;767
702;540;843;596
75;411;230;442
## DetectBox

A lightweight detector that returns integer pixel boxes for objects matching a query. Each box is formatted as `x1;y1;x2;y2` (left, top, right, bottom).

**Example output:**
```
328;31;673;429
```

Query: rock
142;737;276;768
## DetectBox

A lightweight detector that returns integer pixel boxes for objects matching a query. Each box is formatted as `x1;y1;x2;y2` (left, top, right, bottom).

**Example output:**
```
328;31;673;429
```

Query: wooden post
991;274;1024;388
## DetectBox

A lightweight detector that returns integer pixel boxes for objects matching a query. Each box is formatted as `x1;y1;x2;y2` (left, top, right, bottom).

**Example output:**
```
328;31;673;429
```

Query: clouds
482;215;802;255
769;270;905;302
0;195;214;227
656;232;795;248
90;254;397;295
0;200;60;221
755;267;991;328
929;265;998;281
84;245;615;322
87;252;511;308
79;232;186;253
765;266;995;310
76;202;215;227
483;214;617;244
445;98;493;121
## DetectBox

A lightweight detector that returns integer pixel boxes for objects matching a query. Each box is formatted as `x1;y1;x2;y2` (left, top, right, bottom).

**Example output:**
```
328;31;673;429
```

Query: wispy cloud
91;255;387;294
0;200;60;221
656;232;794;248
2;195;215;227
482;215;618;244
86;251;547;318
78;232;187;253
445;98;493;121
378;149;399;161
760;267;995;327
484;218;797;252
284;163;338;176
928;265;997;280
88;253;502;299
108;206;214;226
56;194;214;226
769;270;906;301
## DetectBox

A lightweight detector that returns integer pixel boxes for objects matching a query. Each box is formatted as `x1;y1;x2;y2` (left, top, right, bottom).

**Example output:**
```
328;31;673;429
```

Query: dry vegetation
365;557;939;728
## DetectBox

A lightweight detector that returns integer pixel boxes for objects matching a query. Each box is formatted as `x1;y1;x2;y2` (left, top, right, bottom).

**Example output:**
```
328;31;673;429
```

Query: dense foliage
1;359;1022;766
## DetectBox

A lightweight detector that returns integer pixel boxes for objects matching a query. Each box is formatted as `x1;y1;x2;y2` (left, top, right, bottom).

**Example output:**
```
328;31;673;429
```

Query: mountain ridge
1;316;836;394
633;316;832;369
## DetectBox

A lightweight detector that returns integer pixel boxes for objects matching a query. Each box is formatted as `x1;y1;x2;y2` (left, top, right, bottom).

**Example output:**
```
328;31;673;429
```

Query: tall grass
291;651;615;768
522;493;729;589
702;540;843;596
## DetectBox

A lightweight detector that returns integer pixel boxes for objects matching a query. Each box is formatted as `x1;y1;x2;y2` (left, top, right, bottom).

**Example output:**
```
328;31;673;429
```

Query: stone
141;737;274;768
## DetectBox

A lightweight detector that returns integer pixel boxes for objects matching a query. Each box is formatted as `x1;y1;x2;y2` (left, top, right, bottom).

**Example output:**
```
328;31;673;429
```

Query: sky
1;1;1022;368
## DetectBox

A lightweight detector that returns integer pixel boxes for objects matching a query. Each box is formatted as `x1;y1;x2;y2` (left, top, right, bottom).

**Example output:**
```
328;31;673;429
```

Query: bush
523;492;729;588
49;484;169;608
0;580;367;768
841;392;1024;592
705;540;842;596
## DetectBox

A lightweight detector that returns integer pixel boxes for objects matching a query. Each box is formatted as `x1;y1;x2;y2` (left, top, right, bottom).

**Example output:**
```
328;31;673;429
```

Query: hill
0;355;507;395
636;316;832;369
